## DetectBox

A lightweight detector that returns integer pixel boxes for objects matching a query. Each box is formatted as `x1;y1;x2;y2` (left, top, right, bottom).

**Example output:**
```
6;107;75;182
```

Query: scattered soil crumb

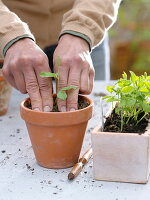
16;129;20;133
10;134;15;137
26;164;34;171
1;150;6;153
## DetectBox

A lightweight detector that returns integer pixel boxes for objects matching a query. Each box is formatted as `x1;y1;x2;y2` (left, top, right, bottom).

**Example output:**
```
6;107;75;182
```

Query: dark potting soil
26;96;89;112
51;96;89;112
103;108;150;134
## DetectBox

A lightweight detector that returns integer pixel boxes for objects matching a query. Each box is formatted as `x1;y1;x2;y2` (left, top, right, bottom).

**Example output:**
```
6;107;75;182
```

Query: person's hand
2;38;53;112
53;34;95;112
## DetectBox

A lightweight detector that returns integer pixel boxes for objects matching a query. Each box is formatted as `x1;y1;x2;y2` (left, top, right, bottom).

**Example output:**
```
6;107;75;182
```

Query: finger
2;66;18;90
56;65;69;112
67;67;80;111
35;64;53;112
80;68;89;94
23;66;42;111
89;68;95;93
11;70;27;93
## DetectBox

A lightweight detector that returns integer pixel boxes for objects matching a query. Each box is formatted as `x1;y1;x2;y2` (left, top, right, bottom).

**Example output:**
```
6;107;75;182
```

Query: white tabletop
0;81;150;200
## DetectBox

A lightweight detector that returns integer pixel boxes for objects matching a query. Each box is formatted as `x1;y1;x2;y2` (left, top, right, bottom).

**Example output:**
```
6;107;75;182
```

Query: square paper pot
91;124;150;183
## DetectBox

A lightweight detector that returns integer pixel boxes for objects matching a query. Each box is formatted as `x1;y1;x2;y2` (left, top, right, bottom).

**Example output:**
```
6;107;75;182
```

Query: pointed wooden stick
68;148;93;180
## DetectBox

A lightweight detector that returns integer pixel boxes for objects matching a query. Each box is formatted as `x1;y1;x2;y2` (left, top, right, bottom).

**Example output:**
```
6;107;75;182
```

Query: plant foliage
40;56;77;100
103;71;150;131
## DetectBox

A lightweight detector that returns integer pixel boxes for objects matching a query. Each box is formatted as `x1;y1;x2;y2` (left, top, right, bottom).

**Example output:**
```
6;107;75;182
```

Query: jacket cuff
59;22;104;50
3;34;35;56
59;30;92;51
0;21;35;58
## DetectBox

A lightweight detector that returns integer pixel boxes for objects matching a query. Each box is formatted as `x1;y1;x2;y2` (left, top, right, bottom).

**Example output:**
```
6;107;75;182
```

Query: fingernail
60;106;66;112
44;106;51;112
33;108;41;112
70;108;76;112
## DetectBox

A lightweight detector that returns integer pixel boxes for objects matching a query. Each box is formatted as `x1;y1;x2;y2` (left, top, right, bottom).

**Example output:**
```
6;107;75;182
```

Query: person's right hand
2;38;53;112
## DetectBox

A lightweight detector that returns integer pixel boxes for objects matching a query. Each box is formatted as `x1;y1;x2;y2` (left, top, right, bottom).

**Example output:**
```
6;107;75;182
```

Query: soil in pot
103;108;150;134
25;95;89;112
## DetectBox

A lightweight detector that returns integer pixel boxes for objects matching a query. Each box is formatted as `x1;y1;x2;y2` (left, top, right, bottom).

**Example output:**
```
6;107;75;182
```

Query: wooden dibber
68;148;93;180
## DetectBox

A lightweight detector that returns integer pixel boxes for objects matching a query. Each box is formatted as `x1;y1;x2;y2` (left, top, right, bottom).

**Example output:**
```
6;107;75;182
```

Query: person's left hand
53;34;95;112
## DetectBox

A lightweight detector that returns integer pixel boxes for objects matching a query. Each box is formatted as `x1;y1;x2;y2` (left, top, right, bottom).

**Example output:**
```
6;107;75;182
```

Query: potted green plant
91;71;150;183
20;57;93;169
0;59;12;116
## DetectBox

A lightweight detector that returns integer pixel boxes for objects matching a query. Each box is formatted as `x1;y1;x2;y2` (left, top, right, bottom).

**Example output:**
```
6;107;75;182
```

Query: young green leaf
142;103;150;112
106;97;119;103
61;86;77;91
130;71;138;83
57;90;67;100
122;72;127;79
121;86;134;94
40;72;59;78
118;79;131;87
102;95;112;100
106;85;115;93
139;87;149;93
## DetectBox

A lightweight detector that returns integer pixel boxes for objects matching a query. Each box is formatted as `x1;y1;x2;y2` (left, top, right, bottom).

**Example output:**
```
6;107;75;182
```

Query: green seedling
40;56;77;100
103;71;150;131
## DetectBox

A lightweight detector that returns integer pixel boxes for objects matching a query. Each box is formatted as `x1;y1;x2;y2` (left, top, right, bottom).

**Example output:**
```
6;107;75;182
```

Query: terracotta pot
91;109;150;184
20;95;93;169
0;59;12;116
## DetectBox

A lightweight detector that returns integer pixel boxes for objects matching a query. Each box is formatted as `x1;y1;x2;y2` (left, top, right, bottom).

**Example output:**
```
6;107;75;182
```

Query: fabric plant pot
20;95;93;169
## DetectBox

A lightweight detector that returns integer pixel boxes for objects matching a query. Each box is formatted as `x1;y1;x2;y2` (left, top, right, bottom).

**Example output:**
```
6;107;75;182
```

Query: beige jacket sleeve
60;0;121;48
0;0;35;58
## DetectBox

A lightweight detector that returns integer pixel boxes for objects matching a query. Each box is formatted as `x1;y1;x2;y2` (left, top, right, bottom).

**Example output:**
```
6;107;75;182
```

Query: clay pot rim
21;94;93;115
